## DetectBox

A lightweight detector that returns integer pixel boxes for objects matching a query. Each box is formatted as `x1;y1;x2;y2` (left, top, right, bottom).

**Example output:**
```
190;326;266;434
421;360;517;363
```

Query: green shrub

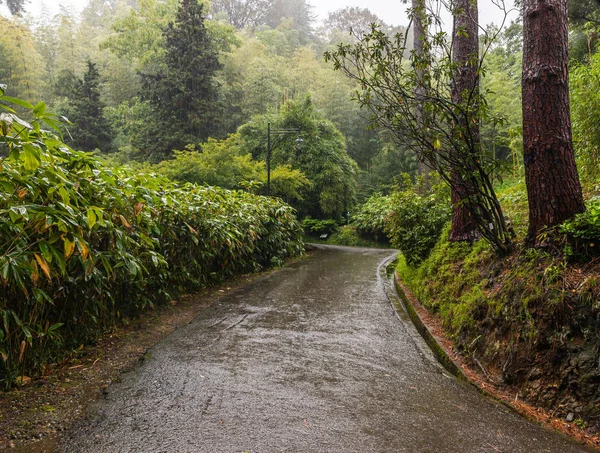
353;193;392;241
302;217;339;236
559;197;600;257
571;56;600;181
0;91;304;388
328;225;389;248
385;181;450;266
154;139;264;189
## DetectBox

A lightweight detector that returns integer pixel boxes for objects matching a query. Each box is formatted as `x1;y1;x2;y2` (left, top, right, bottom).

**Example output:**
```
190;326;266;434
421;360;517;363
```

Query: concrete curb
391;270;466;381
390;268;600;452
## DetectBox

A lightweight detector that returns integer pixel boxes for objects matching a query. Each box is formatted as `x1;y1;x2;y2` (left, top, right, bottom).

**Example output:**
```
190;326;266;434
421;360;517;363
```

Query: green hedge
353;193;392;241
0;93;304;388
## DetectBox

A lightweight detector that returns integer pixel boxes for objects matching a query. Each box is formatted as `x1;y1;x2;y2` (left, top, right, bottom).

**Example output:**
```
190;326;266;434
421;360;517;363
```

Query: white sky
11;0;518;28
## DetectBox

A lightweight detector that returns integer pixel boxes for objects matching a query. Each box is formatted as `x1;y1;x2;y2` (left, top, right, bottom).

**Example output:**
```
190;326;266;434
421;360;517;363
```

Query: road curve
59;245;594;452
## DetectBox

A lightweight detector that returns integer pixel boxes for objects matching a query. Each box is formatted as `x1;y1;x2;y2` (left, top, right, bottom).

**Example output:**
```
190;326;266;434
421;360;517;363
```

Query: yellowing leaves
134;202;144;216
30;259;39;286
18;341;27;364
63;237;75;260
34;253;51;281
76;239;90;261
119;214;132;230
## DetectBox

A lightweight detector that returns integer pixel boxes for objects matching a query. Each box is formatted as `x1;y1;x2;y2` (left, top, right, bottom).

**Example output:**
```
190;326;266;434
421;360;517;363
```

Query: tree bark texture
522;0;585;243
449;0;480;242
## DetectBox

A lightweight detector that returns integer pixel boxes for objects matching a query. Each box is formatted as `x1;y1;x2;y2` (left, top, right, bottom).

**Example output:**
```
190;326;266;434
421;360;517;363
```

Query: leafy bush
153;138;311;206
353;193;392;241
571;56;600;181
559;197;600;257
268;164;311;205
385;182;450;266
302;217;339;236
0;91;304;388
238;97;359;219
154;137;263;189
328;225;389;248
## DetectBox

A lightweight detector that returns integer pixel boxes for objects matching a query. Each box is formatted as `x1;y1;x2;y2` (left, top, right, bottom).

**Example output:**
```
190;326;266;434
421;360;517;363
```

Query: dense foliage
0;93;304;388
153;135;311;205
137;0;223;160
61;60;114;152
0;0;413;200
385;181;451;266
352;193;392;241
325;13;514;253
154;139;263;189
560;197;600;257
302;217;339;237
570;55;600;181
238;97;359;219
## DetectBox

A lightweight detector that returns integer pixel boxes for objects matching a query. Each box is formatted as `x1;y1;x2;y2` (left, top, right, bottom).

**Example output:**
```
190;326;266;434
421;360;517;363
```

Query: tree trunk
522;0;585;243
413;0;430;185
449;0;480;242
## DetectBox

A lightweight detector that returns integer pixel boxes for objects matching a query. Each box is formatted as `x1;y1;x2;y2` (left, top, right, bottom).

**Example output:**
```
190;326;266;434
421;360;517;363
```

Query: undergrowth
308;225;390;248
397;180;600;424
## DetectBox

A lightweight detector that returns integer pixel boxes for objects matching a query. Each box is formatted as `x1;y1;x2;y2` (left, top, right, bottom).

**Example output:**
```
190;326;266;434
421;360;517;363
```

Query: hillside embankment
397;229;600;446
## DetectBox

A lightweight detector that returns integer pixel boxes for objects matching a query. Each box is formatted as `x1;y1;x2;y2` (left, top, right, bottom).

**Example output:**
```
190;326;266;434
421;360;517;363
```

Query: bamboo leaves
0;93;304;388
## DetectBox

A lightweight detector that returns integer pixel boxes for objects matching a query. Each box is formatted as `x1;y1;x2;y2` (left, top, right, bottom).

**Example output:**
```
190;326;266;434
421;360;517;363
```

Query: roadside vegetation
2;0;600;443
0;92;303;389
395;180;600;431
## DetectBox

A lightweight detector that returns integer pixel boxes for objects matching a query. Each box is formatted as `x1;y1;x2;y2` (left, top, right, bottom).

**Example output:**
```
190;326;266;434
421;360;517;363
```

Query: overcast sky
13;0;518;28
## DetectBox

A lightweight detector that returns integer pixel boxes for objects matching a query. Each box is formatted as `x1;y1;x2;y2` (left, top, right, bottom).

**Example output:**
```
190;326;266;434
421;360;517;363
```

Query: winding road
60;245;594;452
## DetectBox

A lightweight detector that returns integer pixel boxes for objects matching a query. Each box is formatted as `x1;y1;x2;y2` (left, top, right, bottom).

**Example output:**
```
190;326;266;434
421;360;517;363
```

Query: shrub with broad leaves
0;89;304;388
385;180;450;266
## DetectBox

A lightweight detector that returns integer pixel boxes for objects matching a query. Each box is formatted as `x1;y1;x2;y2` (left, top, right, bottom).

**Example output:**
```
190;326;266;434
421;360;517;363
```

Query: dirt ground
0;272;267;452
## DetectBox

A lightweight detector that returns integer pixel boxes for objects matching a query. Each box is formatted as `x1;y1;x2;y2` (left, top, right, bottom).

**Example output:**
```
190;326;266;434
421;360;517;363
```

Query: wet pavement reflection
59;245;595;452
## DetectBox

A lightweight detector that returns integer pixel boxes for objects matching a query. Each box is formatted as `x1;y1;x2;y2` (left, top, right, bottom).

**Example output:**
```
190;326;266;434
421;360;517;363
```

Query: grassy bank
397;180;600;432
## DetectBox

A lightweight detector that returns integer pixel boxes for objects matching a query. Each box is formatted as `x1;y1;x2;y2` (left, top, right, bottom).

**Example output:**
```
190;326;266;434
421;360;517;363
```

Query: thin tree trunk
413;0;430;187
449;0;480;242
522;0;585;244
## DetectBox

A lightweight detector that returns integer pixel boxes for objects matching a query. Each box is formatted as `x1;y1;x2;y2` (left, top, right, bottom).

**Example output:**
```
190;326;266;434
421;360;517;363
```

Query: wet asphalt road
59;245;595;453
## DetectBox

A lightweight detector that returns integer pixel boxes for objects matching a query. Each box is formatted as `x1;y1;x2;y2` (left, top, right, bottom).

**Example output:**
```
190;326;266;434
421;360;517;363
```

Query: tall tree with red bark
522;0;585;243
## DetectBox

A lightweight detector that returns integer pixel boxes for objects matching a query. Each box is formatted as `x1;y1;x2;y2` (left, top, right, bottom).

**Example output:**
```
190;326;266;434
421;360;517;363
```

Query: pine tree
139;0;222;160
522;0;585;243
448;0;481;242
65;61;114;152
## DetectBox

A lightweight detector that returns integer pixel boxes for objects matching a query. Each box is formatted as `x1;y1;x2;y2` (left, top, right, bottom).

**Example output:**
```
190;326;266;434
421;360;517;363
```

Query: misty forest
3;0;600;447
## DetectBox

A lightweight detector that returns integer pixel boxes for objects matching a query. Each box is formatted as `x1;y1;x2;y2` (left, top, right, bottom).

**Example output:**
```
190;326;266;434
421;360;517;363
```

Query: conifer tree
138;0;222;160
65;61;114;152
522;0;585;243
